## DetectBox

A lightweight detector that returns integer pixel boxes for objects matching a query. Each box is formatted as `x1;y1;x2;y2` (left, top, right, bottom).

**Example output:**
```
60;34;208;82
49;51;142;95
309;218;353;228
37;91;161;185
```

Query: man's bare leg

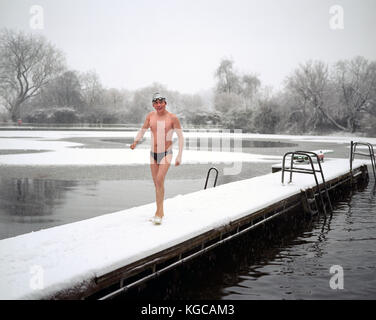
152;154;172;219
150;156;159;217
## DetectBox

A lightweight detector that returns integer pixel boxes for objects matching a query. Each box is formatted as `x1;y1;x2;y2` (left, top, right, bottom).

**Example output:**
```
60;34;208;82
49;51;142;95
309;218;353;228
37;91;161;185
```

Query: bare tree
0;29;66;121
104;88;124;110
79;70;104;108
39;70;83;109
333;56;376;132
214;58;261;114
215;58;241;94
214;91;243;114
240;74;261;111
286;60;347;131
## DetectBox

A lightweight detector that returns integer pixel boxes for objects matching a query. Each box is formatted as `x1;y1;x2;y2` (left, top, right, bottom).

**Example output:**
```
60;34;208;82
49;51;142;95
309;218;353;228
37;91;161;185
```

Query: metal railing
204;167;219;189
281;151;332;215
350;141;376;180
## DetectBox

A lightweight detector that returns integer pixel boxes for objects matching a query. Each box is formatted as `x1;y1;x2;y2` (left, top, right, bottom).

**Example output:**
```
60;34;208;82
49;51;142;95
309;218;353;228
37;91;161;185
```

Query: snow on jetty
0;158;366;300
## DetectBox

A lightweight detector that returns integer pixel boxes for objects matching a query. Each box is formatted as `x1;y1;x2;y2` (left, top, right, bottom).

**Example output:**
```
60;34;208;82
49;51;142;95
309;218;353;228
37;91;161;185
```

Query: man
130;93;184;225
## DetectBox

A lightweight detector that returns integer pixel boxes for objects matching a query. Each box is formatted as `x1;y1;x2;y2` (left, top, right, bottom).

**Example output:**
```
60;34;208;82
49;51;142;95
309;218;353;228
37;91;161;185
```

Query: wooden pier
0;159;369;300
92;161;369;300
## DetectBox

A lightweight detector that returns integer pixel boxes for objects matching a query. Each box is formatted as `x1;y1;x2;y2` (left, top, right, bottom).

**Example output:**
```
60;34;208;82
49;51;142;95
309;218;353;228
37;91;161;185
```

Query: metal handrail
204;167;219;189
281;151;332;214
98;200;301;300
350;141;376;180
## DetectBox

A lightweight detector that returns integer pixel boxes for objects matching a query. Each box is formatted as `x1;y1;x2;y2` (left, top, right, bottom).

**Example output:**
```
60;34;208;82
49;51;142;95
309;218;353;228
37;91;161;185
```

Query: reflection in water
0;178;98;239
0;178;78;217
0;177;205;240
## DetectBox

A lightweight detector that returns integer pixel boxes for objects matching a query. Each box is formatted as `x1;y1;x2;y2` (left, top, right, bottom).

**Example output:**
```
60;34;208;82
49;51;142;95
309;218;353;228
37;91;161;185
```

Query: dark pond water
0;137;302;240
219;174;376;300
100;137;297;149
1;134;375;299
119;171;376;300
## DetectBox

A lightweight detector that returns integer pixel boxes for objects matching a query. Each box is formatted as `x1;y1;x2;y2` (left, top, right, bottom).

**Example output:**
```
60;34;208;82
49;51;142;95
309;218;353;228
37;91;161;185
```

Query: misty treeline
1;29;375;135
0;29;207;125
213;57;376;136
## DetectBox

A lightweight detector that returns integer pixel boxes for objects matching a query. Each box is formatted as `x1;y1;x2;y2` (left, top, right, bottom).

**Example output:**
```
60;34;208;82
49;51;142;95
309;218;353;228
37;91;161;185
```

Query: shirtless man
130;93;184;224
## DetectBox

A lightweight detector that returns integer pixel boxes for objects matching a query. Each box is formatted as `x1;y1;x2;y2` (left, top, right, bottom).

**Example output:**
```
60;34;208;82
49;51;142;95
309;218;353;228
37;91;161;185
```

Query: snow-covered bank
1;130;376;144
0;159;366;299
0;130;374;166
0;130;279;165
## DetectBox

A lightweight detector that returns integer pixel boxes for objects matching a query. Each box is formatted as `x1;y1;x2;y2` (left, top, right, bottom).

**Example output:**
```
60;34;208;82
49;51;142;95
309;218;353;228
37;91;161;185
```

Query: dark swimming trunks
150;149;173;164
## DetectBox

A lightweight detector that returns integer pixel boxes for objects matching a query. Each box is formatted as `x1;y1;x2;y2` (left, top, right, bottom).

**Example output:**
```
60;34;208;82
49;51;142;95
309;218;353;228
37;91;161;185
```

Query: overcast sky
1;0;375;94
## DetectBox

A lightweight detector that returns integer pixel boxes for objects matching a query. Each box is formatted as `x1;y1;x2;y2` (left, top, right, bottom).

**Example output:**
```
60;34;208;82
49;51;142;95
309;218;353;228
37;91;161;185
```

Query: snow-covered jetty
0;159;369;300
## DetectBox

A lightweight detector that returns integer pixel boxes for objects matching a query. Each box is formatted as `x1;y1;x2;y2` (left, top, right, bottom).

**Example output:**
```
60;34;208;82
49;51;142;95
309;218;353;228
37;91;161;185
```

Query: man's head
152;92;167;112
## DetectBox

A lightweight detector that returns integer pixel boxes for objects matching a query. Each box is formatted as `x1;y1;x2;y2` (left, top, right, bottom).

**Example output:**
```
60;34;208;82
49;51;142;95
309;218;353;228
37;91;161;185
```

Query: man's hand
175;154;182;166
130;142;136;149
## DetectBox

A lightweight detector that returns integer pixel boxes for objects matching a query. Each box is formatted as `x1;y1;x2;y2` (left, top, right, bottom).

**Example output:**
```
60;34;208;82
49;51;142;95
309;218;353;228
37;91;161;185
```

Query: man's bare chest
150;115;173;132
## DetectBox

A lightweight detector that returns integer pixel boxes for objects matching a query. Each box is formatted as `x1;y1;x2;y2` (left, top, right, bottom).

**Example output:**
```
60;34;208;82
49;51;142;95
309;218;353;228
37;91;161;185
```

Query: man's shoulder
168;112;178;120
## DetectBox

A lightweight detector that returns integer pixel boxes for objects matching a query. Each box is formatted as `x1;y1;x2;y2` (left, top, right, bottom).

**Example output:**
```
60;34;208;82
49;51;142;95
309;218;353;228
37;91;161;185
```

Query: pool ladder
350;141;376;181
204;167;218;189
282;151;332;215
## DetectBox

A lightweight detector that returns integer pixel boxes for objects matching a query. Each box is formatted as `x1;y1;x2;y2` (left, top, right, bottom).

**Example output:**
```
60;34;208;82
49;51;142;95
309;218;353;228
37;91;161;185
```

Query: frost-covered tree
333;56;376;132
0;29;66;121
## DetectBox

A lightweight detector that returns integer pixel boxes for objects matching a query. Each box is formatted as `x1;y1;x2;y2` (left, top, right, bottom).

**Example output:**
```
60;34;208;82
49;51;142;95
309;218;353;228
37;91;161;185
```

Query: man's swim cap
152;92;166;102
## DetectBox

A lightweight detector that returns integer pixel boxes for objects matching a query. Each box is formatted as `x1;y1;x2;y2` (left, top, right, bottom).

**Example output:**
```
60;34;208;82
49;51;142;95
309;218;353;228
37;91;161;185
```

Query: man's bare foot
151;215;163;225
149;212;164;223
155;210;164;219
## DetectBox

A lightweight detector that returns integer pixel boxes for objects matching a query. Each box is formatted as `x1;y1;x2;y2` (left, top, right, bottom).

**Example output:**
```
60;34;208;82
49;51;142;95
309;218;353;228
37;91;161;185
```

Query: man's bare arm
130;113;151;149
173;115;184;165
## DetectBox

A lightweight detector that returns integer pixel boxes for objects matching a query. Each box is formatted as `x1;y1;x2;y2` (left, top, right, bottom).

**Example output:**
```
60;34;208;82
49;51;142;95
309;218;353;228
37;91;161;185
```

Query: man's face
152;99;166;112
